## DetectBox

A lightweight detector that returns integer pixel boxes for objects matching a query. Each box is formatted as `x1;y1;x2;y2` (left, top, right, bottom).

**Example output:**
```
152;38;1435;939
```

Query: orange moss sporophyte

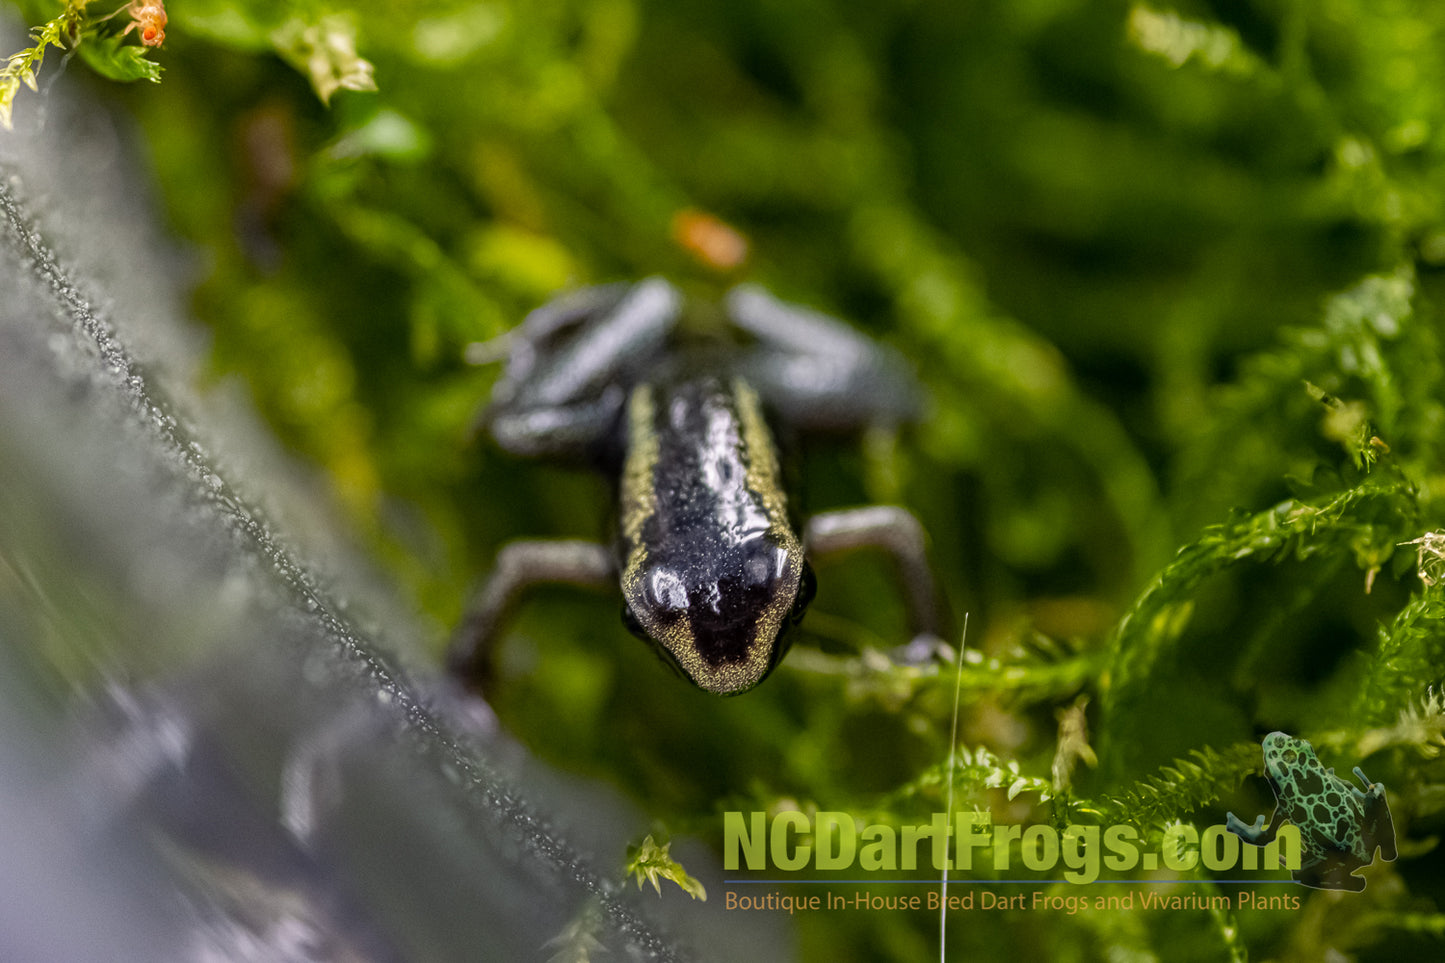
120;0;166;48
671;208;749;272
93;0;167;46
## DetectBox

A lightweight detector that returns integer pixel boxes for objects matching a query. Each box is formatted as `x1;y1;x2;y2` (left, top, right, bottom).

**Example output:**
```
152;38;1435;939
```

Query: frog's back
621;373;797;569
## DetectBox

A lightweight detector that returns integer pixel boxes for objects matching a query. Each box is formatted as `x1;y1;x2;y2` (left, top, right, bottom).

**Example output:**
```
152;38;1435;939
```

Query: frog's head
621;532;815;694
1261;731;1321;794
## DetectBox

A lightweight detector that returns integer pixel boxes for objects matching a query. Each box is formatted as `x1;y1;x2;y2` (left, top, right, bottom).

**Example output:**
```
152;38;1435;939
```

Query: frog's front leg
804;505;948;663
726;285;922;430
1225;807;1284;846
448;540;615;692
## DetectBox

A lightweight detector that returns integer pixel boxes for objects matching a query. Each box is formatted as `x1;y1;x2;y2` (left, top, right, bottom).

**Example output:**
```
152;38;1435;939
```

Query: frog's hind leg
1353;768;1399;862
506;278;679;399
1297;857;1368;892
1369;798;1399;862
725;285;923;430
488;385;629;460
483;279;682;458
448;540;616;693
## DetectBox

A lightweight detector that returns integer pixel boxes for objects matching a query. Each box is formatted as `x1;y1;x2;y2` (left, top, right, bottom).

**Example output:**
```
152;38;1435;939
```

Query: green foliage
542;906;609;963
1;2;170;128
1105;466;1420;757
1;4;77;128
13;0;1445;959
625;833;707;901
1353;595;1445;728
269;13;375;104
74;30;162;83
1;1;390;129
885;744;1056;812
1098;743;1263;832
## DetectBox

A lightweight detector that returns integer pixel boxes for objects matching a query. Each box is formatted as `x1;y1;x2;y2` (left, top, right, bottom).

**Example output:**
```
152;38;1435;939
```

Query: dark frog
1226;731;1397;892
449;279;946;695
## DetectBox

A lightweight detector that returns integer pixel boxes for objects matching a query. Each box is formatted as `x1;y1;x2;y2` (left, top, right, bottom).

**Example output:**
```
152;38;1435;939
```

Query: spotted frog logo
1226;732;1397;892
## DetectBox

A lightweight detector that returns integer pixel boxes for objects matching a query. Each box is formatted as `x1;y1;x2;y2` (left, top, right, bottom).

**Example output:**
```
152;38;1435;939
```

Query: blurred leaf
272;13;376;104
75;32;162;83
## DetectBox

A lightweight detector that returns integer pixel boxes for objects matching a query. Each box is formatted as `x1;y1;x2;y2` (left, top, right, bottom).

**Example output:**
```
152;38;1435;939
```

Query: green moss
10;0;1445;958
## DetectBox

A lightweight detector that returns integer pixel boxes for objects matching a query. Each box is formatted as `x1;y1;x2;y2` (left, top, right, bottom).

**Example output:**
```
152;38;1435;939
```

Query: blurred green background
6;0;1445;959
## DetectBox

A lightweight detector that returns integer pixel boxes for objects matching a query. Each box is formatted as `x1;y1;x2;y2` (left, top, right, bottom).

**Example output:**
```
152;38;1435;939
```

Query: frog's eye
647;568;690;614
739;539;793;591
742;552;773;587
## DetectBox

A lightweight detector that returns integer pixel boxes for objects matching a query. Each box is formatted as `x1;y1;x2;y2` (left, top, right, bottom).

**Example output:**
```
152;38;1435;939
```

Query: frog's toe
889;633;955;668
1299;862;1367;892
1225;812;1267;841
